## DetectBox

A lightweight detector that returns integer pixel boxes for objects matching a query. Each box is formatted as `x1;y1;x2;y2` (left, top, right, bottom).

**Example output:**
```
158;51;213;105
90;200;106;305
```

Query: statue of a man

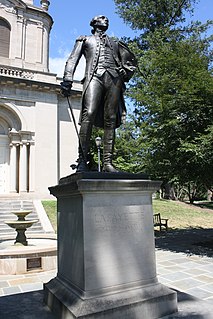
61;15;136;172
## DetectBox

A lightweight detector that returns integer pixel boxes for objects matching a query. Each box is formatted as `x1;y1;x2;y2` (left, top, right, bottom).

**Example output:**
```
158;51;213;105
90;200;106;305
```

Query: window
0;18;11;58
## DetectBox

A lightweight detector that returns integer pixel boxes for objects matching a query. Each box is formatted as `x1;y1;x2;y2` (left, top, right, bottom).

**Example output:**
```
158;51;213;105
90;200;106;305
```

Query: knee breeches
81;72;123;128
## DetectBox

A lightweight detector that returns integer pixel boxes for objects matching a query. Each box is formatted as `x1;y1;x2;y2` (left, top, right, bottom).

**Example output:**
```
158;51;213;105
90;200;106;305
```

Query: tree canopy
115;0;197;31
113;0;213;202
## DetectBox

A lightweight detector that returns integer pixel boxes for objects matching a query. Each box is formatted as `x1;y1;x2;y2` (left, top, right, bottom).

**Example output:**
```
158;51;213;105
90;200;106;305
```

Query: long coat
63;34;136;128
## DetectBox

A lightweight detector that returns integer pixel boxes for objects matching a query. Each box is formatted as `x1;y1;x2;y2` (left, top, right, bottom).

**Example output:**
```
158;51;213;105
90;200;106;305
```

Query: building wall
0;75;82;198
58;95;82;177
0;0;82;198
0;0;52;72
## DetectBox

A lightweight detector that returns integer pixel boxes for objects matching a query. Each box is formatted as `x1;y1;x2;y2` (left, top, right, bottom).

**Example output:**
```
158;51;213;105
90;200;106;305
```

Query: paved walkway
0;249;212;300
0;228;212;318
156;249;213;301
0;269;56;297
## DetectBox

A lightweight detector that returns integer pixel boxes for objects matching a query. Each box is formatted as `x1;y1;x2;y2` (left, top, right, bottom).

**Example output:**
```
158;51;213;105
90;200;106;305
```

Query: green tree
114;120;143;172
114;0;213;202
90;122;142;173
115;0;197;32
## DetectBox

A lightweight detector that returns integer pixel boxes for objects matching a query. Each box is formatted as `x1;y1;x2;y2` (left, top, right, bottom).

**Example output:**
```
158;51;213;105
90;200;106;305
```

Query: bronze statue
61;15;137;172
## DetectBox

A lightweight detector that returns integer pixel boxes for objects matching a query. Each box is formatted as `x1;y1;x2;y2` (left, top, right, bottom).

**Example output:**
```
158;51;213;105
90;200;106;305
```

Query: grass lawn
153;199;213;229
42;200;57;232
42;199;213;232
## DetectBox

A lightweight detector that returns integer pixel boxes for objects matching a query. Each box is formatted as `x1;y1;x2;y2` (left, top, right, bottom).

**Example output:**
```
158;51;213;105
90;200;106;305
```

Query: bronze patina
61;15;137;172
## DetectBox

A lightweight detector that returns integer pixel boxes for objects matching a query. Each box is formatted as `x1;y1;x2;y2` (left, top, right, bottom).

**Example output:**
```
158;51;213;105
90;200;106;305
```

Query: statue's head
90;15;109;33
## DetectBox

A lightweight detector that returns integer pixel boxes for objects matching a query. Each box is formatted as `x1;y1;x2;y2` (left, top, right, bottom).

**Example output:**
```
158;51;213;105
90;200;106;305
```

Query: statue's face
93;15;109;31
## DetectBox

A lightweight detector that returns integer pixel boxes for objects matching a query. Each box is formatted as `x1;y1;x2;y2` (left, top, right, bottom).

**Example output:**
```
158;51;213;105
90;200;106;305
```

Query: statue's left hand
117;67;127;78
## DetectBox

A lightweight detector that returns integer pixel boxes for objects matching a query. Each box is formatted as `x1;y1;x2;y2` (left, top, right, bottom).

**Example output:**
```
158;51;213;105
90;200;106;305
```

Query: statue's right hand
60;81;73;97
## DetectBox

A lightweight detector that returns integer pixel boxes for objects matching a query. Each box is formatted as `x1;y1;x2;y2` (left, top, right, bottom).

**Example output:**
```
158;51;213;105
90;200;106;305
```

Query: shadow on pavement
164;290;213;318
0;290;56;319
1;289;213;319
155;228;213;257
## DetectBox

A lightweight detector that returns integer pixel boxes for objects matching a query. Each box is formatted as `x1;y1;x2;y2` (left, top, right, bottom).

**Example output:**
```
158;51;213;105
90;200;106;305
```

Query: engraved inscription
94;209;145;233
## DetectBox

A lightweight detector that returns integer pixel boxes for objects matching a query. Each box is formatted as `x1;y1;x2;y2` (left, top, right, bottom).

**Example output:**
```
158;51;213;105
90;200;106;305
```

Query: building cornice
14;0;53;25
0;64;82;95
26;4;53;26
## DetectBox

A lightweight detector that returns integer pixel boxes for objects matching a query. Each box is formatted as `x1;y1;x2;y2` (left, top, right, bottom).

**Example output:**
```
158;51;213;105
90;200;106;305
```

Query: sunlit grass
153;199;213;229
42;199;213;232
42;200;57;232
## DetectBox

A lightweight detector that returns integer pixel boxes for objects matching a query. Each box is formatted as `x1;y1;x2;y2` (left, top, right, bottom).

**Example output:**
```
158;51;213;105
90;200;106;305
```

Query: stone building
0;0;81;198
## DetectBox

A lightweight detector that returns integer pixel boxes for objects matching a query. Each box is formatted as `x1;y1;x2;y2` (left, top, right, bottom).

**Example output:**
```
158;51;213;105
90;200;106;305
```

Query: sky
34;0;213;79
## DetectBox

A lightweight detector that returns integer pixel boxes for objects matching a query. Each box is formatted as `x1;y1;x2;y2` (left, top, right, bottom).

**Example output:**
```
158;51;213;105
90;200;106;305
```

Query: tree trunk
207;190;213;201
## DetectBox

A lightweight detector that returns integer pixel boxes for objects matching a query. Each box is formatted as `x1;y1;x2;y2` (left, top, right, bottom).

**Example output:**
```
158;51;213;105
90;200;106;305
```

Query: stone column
29;142;35;192
36;22;43;64
19;142;27;192
9;143;17;193
42;24;49;72
16;15;24;59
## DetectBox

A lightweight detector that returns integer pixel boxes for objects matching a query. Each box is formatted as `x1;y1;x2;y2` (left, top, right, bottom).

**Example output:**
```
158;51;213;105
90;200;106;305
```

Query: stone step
0;209;34;212
0;205;34;209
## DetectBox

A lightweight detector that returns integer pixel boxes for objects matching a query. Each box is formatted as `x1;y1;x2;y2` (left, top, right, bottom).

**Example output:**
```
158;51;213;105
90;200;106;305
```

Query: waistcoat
95;35;119;78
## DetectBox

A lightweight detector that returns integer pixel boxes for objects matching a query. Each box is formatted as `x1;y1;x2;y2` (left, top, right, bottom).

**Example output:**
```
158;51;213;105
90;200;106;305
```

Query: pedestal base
44;278;177;319
44;172;177;318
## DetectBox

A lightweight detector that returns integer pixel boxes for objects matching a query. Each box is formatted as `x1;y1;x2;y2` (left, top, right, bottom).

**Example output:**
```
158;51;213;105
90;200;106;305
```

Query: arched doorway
0;104;34;194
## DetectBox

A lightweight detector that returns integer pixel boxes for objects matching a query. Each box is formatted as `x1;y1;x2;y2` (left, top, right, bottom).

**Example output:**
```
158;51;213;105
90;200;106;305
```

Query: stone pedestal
44;172;177;318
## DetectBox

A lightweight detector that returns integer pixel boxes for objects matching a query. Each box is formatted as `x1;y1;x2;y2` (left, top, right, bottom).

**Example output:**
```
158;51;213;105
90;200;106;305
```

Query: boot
77;121;92;172
103;128;119;173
